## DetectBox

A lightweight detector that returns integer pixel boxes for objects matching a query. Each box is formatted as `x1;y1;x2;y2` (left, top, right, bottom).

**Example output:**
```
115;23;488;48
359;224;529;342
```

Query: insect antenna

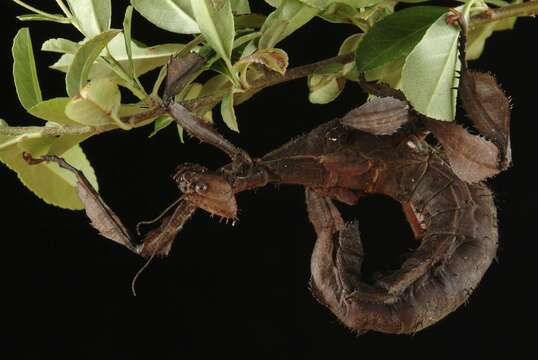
131;250;158;296
136;197;183;236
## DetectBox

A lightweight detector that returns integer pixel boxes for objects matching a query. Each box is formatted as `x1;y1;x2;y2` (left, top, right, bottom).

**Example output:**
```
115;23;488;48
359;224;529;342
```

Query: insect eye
179;182;189;193
195;182;208;194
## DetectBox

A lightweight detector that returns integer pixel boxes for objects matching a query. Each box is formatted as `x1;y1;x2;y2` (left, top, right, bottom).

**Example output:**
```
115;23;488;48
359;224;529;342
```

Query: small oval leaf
131;0;199;34
66;29;121;97
41;38;78;54
54;34;184;81
308;72;345;104
66;78;127;129
67;0;111;38
12;28;42;111
231;0;251;14
221;90;239;132
192;0;236;77
259;0;319;49
28;98;78;125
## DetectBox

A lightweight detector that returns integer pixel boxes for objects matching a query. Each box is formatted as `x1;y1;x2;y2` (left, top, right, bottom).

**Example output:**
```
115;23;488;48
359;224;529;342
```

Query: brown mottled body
252;119;497;334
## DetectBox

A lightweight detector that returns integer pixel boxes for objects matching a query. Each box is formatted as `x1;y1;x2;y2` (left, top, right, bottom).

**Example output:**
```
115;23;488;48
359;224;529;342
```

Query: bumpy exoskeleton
23;9;511;334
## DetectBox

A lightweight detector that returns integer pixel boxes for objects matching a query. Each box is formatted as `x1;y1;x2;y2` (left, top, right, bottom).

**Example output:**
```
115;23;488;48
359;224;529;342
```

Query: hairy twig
4;0;536;139
470;0;538;28
182;52;355;112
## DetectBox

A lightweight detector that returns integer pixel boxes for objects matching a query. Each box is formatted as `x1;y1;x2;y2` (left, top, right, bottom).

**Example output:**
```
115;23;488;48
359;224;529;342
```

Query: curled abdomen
309;140;498;333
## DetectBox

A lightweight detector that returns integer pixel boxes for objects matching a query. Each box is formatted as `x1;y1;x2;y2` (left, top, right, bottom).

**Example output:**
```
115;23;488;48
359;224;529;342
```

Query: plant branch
249;53;355;93
0;104;167;139
181;52;355;112
121;106;167;126
6;0;533;138
470;0;538;28
0;125;98;136
12;0;68;21
179;0;538;113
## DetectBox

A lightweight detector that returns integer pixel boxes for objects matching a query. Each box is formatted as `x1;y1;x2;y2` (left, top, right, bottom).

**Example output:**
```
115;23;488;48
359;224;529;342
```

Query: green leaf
233;31;261;49
67;0;111;38
259;0;319;49
181;83;214;123
149;116;175;138
177;123;185;143
298;0;381;10
240;39;258;58
466;23;497;61
318;3;357;24
306;32;359;104
355;6;448;72
235;48;288;87
234;13;266;29
65;29;120;97
466;14;519;60
221;90;239;132
51;34;183;80
200;74;232;98
297;0;329;9
364;57;405;88
318;1;392;28
123;5;136;78
131;0;199;34
12;28;42;111
401;11;460;121
17;13;69;23
47;132;95;157
0;142;98;210
308;66;346;104
338;33;361;80
42;38;78;54
231;0;251;14
28;98;79;125
265;0;281;7
118;103;149;118
0;124;43;151
339;33;362;55
65;78;128;129
191;0;236;80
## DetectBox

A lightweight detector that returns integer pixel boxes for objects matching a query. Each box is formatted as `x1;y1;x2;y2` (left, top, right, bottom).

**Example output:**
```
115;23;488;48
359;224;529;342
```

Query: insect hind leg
306;189;365;306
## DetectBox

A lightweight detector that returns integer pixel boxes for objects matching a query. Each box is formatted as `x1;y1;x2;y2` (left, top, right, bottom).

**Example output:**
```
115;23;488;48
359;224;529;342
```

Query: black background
1;1;536;359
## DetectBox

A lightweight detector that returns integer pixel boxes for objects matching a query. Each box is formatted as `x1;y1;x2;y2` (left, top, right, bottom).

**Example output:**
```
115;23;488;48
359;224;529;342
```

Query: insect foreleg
168;103;252;171
23;153;138;253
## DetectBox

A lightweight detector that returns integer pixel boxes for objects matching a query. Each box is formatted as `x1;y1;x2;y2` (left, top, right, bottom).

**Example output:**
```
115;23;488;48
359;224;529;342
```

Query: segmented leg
307;189;406;333
168;103;252;172
307;188;380;301
23;153;137;253
306;188;347;307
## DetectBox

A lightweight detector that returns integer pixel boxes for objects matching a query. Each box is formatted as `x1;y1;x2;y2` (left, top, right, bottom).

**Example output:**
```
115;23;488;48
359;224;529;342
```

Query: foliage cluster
0;0;530;209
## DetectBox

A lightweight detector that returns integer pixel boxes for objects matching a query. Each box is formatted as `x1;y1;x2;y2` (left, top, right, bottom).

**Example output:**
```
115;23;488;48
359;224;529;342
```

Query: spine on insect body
228;117;498;333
